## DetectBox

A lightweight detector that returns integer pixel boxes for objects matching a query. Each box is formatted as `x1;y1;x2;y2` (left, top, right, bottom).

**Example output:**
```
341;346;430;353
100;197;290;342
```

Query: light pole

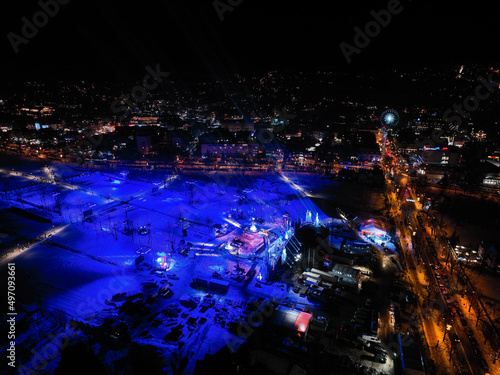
491;348;499;364
443;321;452;341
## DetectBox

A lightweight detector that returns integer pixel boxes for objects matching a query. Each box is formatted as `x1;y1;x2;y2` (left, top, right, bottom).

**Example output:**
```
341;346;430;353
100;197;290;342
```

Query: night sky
1;0;500;83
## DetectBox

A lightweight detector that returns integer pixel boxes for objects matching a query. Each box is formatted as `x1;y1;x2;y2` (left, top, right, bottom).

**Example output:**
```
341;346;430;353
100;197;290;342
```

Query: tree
165;220;179;253
39;186;48;210
107;215;118;241
54;191;68;214
449;230;459;249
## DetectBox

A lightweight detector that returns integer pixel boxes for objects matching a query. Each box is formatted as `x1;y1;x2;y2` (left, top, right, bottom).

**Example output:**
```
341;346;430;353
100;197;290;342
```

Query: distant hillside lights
7;0;71;54
339;0;406;64
249;106;295;146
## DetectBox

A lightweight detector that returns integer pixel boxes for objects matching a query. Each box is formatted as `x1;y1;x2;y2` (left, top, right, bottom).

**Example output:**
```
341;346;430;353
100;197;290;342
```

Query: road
381;139;494;375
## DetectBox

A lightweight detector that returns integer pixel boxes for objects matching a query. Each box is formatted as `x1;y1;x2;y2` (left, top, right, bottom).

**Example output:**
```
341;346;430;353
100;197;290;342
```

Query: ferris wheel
380;109;399;129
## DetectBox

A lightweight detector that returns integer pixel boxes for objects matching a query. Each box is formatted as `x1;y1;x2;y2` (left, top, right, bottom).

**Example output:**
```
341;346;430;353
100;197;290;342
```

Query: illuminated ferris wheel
380;109;399;129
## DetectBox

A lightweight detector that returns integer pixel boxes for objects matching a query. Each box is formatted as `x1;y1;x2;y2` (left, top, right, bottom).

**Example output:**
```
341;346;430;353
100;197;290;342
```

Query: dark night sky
1;0;500;83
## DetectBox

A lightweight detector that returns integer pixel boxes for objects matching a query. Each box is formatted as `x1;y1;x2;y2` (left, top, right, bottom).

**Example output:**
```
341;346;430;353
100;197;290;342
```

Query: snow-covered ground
0;159;399;375
2;160;345;373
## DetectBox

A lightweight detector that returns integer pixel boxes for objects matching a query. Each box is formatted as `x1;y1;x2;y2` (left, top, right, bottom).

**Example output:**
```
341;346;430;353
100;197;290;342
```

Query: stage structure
305;210;312;223
260;211;325;281
261;229;302;282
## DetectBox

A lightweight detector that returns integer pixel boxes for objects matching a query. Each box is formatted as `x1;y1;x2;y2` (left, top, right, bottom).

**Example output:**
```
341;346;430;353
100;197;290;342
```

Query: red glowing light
295;312;312;333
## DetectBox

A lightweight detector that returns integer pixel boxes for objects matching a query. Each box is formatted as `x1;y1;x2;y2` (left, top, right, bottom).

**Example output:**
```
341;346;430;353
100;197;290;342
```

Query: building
136;135;152;154
309;268;337;284
272;305;312;338
264;144;285;164
412;116;447;132
290;151;315;166
399;334;425;374
307;265;361;290
331;263;361;289
420;146;460;166
353;147;381;164
219;122;254;132
472;129;487;142
483;173;500;187
128;116;162;127
361;218;387;237
397;143;418;155
482;156;500;187
420;166;444;184
479;242;500;274
201;143;259;158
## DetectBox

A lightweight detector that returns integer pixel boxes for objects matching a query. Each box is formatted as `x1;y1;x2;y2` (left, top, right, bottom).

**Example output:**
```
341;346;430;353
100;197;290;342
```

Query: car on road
451;333;460;342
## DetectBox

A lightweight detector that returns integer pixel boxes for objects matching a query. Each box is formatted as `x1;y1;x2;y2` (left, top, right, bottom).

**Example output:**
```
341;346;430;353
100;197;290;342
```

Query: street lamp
443;321;452;340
